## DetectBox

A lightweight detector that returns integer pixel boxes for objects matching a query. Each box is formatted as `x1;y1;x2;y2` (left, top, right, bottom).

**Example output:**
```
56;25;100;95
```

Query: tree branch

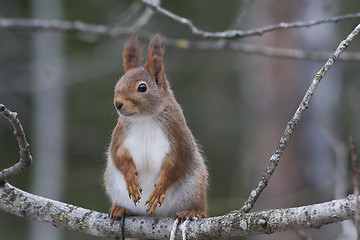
239;22;360;213
0;17;134;39
163;38;360;61
1;4;360;239
227;42;360;61
139;0;360;39
0;104;32;184
0;182;357;239
1;18;360;61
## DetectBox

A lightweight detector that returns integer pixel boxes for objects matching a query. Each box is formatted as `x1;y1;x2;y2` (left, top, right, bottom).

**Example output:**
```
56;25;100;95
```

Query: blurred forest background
1;0;360;239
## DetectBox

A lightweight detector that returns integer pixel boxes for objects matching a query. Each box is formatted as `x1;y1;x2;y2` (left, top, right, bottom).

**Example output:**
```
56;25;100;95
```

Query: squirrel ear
123;35;142;72
144;34;166;88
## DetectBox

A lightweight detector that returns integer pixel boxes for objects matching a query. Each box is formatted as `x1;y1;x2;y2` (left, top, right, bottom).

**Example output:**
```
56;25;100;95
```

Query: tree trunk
30;0;66;240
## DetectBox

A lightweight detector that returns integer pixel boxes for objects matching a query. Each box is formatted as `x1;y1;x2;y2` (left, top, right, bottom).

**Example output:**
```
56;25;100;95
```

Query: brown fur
123;35;142;71
106;34;207;220
110;121;142;203
144;34;166;90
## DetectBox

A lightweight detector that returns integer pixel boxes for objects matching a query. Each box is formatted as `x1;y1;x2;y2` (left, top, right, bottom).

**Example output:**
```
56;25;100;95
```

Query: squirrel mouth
118;110;136;117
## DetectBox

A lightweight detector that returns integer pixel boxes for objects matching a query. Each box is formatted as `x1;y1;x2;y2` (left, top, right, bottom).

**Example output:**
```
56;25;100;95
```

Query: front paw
145;185;165;214
125;174;142;204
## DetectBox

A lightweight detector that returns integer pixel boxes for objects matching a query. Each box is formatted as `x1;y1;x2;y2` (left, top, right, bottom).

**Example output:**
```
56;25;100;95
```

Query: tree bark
0;182;357;239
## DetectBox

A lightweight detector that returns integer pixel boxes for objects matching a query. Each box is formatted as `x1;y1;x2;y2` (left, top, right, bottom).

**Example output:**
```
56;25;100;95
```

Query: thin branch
227;42;360;61
139;0;360;39
239;22;360;214
0;17;133;38
163;38;360;61
0;182;358;239
0;104;32;184
1;18;360;61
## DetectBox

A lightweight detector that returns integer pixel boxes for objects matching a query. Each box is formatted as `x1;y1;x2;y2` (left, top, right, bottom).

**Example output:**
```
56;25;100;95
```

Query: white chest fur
105;115;174;216
123;115;170;176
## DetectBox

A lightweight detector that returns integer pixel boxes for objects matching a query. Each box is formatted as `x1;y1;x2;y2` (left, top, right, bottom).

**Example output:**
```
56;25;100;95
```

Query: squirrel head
114;34;169;118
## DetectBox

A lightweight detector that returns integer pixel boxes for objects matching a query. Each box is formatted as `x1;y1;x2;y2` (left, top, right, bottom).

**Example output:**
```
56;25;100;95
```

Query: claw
109;206;130;220
124;173;142;204
176;210;205;221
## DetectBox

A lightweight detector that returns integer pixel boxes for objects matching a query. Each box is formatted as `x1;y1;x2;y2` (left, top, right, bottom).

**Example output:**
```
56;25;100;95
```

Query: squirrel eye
137;83;147;92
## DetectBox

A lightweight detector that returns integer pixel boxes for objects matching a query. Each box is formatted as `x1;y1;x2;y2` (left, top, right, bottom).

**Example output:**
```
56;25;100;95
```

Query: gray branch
1;18;360;61
139;0;360;39
0;182;357;239
162;38;360;61
1;6;360;239
0;17;132;38
240;22;360;213
0;104;33;183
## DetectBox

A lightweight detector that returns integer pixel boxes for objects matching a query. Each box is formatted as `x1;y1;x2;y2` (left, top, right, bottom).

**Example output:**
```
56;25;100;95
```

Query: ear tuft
123;35;142;72
144;34;166;88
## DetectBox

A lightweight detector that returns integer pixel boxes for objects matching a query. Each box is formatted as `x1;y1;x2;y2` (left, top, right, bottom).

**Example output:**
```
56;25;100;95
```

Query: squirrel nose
115;101;123;110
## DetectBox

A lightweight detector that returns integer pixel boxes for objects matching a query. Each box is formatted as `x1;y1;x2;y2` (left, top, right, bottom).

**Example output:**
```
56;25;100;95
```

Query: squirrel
104;34;208;220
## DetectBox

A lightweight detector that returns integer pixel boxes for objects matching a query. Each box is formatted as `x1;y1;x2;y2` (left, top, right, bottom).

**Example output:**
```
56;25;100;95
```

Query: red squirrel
104;34;208;220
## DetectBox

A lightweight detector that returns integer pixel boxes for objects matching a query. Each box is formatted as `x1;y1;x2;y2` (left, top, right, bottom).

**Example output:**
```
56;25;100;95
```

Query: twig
139;0;360;39
350;135;360;237
163;38;360;61
1;18;360;61
239;22;360;213
227;42;360;61
0;182;358;239
0;17;132;38
0;104;33;183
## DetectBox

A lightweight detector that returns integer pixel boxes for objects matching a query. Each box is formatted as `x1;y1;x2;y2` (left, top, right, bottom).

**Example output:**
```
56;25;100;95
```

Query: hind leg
176;210;206;221
109;205;131;219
